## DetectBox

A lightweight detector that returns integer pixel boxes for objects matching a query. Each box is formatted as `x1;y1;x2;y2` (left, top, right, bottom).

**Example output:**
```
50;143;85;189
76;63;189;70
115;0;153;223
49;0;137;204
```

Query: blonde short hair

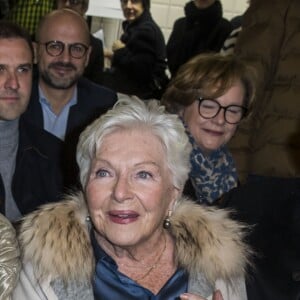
77;96;192;190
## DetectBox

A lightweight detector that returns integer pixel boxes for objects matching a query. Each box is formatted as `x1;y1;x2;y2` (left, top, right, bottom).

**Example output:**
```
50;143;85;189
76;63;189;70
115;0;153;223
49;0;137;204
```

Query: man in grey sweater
0;21;63;222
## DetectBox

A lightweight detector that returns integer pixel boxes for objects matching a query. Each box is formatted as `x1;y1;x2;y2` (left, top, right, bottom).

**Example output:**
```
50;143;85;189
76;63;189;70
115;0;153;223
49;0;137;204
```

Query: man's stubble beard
40;69;81;89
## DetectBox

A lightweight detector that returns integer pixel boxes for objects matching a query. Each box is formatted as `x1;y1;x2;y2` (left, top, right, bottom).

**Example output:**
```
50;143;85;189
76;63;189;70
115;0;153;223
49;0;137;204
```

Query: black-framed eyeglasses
197;97;247;124
40;40;89;59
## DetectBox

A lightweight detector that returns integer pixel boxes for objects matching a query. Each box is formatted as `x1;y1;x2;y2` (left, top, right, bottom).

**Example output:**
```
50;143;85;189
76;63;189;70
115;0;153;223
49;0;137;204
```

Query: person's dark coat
84;34;104;84
167;0;231;76
22;77;117;188
220;177;300;300
228;0;300;181
0;117;64;216
102;10;168;100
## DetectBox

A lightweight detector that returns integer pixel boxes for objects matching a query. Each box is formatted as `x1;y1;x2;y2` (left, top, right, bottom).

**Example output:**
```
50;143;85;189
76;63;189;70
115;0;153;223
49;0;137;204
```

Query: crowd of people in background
0;0;300;299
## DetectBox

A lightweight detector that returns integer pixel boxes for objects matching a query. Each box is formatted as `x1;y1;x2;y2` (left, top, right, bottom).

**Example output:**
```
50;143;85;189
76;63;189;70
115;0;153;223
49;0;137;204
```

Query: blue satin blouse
91;232;188;300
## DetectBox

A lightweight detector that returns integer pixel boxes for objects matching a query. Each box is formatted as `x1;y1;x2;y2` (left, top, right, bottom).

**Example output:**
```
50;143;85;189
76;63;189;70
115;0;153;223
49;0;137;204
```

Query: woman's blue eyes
95;169;152;179
137;171;152;179
95;169;109;177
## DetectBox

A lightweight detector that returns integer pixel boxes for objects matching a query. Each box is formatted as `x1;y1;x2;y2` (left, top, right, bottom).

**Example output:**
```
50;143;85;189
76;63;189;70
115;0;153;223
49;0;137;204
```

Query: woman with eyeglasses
162;53;256;205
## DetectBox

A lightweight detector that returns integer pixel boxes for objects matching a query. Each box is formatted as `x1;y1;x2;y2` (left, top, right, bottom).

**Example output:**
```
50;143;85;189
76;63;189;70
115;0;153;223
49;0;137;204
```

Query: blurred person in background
167;0;231;77
5;0;54;39
221;0;300;299
220;0;251;56
56;0;105;84
102;0;169;100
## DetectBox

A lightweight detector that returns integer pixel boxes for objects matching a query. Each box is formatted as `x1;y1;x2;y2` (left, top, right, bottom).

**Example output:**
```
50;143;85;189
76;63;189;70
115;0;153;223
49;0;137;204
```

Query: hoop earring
163;210;172;229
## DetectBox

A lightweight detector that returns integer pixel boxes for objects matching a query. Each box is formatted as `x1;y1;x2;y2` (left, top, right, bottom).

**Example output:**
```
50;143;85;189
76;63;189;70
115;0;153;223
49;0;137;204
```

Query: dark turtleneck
184;0;223;30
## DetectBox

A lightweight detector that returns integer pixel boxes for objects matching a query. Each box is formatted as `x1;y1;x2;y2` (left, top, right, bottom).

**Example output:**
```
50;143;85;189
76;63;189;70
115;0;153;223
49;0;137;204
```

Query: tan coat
13;192;251;299
229;0;300;181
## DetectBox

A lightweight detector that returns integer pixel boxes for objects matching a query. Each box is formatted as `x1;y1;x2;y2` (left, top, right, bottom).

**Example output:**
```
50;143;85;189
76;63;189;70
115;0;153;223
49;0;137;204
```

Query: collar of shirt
39;86;78;112
38;86;78;140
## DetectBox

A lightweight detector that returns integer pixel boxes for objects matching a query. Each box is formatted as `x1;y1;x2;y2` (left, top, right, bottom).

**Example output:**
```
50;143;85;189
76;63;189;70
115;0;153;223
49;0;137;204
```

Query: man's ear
32;41;38;64
84;45;92;68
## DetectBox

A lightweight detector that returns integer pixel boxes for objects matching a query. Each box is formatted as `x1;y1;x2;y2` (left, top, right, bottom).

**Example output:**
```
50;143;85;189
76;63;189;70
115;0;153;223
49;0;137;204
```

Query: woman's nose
213;108;226;125
113;175;133;202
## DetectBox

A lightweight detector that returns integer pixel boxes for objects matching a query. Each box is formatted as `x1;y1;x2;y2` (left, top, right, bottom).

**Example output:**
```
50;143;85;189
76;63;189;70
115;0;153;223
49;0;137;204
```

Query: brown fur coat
17;192;251;298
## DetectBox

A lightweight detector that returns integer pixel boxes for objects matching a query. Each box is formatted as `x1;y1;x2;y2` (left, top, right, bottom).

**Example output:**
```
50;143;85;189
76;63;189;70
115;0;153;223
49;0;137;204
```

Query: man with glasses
23;9;117;188
56;0;105;84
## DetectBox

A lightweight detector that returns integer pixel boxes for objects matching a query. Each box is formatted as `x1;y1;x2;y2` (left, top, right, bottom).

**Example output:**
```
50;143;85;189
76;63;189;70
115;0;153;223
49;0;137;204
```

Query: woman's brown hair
162;53;256;119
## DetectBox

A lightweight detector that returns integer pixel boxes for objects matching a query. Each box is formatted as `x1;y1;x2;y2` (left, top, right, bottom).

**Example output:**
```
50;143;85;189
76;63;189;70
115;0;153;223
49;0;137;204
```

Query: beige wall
91;0;249;52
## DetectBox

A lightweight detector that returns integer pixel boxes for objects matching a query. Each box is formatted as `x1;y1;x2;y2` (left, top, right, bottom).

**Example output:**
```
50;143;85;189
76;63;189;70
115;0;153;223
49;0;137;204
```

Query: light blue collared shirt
39;87;77;140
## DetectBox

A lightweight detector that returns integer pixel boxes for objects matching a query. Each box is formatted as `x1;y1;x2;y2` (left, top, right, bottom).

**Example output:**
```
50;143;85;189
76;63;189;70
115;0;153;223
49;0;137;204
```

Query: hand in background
112;39;126;52
104;48;114;60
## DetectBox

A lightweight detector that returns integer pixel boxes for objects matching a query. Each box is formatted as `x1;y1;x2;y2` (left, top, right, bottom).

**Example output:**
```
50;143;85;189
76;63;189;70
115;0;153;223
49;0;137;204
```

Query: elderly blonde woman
0;214;20;299
13;97;250;300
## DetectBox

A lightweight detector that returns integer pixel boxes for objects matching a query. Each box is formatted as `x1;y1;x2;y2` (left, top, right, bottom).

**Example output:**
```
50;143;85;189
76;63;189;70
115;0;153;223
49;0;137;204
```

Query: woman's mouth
108;211;139;224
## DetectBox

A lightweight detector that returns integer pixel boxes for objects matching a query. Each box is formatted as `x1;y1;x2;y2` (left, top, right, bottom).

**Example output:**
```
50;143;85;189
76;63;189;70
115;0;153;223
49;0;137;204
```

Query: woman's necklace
119;233;167;282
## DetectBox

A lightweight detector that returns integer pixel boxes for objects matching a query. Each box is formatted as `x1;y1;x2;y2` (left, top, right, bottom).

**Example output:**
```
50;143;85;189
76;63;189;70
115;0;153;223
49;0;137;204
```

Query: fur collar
18;192;250;285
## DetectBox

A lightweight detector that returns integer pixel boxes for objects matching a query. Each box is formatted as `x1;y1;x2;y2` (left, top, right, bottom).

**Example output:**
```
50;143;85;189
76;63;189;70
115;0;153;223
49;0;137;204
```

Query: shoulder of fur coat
18;192;251;286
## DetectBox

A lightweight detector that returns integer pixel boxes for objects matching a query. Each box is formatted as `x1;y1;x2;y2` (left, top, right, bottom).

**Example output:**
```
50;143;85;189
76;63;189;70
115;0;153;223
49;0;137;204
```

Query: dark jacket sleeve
113;24;158;81
13;118;64;215
166;18;186;76
84;35;104;84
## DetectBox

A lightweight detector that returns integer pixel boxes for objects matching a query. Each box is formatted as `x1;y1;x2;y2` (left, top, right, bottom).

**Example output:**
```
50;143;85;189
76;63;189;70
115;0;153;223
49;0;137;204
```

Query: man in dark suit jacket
23;9;117;188
25;76;117;188
4;117;64;216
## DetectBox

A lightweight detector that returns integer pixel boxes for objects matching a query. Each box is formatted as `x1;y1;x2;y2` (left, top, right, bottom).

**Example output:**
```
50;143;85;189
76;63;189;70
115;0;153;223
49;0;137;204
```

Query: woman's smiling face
121;0;144;23
86;128;178;248
182;81;245;155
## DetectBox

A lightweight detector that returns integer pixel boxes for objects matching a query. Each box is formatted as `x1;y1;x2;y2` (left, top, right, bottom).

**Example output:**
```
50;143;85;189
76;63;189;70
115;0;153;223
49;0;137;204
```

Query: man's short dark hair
0;21;34;60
